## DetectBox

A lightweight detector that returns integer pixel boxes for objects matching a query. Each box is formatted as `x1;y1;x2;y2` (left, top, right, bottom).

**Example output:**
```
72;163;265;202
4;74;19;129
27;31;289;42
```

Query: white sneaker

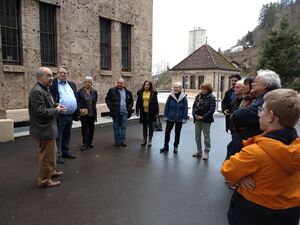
192;151;202;158
203;151;209;160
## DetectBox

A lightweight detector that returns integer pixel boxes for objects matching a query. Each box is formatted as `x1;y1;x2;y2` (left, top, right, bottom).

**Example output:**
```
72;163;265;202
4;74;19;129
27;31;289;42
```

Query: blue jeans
112;114;128;144
56;114;73;157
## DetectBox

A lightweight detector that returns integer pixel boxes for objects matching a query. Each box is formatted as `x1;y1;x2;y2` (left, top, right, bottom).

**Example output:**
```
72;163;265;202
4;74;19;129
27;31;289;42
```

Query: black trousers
226;132;243;160
228;191;300;225
164;120;183;148
80;116;95;145
142;112;154;139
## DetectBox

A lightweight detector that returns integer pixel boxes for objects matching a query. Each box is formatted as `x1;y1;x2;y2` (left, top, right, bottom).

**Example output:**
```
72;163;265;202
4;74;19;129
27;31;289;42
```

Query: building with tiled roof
169;44;240;100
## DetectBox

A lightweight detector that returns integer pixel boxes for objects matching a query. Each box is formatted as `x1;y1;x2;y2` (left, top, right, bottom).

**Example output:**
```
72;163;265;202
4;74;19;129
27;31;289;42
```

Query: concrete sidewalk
13;112;225;138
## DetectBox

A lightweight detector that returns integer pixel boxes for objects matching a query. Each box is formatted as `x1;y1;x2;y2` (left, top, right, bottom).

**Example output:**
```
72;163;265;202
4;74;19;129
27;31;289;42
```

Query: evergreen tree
279;0;294;7
258;18;300;86
243;31;254;49
258;3;280;30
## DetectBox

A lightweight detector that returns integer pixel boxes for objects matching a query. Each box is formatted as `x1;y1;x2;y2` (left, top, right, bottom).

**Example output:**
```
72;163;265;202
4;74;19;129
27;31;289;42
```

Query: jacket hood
170;92;186;102
243;128;300;173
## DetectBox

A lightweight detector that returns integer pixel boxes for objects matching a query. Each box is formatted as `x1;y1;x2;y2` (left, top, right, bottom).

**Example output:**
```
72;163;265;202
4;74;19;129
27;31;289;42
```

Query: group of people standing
28;65;300;225
27;65;212;188
220;70;300;225
29;66;99;188
28;66;161;188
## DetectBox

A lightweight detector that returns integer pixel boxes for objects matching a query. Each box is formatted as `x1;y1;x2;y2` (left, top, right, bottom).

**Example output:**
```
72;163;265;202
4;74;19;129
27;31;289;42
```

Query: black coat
105;87;134;118
222;88;235;132
226;95;265;159
49;78;80;121
192;93;216;123
77;88;98;117
136;89;159;123
28;82;59;139
231;95;264;138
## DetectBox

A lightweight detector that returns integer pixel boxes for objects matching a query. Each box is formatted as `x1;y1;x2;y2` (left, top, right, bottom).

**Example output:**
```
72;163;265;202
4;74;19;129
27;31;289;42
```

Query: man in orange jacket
221;89;300;225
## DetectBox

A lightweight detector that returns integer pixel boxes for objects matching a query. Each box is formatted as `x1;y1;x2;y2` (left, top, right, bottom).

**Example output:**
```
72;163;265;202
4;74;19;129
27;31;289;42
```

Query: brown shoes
39;179;61;188
51;171;64;178
38;171;63;188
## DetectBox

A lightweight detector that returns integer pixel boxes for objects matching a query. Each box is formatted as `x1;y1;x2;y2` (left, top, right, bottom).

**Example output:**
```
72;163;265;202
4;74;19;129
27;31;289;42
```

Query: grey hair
257;69;281;91
58;65;68;71
236;80;244;86
35;67;45;79
84;76;93;83
174;81;183;88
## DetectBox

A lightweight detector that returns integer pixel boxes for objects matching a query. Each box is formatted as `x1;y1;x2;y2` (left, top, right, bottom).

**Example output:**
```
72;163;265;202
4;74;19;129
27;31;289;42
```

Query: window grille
121;23;131;71
40;3;56;66
100;18;111;70
0;0;21;64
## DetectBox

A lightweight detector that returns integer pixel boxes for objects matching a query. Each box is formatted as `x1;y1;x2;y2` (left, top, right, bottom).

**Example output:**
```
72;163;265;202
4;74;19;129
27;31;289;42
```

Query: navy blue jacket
164;92;188;122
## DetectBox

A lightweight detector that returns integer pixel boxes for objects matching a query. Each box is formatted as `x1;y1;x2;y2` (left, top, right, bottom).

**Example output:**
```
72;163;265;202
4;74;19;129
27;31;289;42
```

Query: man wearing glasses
50;66;79;163
227;69;281;159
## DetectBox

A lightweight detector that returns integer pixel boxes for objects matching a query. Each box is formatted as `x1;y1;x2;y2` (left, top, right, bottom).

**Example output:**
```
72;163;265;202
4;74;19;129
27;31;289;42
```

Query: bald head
117;78;125;89
234;80;244;97
36;67;53;87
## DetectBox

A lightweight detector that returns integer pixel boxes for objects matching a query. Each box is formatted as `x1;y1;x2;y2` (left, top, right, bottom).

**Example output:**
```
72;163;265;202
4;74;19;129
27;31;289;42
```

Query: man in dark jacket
222;74;241;133
50;66;79;163
226;69;281;159
105;78;134;147
29;67;66;188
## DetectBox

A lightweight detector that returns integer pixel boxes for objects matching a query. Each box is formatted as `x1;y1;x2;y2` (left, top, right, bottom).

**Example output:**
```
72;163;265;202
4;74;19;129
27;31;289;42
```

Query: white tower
188;27;206;55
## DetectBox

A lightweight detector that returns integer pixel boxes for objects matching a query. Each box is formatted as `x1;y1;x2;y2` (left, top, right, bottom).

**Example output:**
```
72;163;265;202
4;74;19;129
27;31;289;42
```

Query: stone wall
0;0;153;111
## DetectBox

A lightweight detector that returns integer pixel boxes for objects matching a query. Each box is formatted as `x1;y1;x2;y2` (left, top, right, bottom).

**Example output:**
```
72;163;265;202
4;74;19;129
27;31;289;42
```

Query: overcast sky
152;0;275;72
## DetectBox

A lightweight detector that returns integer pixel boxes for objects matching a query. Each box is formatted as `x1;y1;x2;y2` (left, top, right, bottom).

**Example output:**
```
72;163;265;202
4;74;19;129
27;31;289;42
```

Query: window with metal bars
40;3;56;66
190;75;195;89
198;76;204;89
0;0;21;64
100;18;111;70
121;23;131;71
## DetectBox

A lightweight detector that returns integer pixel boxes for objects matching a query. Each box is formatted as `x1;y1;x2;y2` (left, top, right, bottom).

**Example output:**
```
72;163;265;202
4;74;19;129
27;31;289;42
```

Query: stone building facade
0;0;153;114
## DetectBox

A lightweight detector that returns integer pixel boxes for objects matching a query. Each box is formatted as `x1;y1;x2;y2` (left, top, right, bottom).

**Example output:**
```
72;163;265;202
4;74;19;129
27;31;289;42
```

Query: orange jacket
221;134;300;210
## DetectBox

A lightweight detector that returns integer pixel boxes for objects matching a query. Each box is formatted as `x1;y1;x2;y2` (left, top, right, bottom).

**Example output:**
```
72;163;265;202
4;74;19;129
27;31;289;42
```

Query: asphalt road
1;115;294;225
